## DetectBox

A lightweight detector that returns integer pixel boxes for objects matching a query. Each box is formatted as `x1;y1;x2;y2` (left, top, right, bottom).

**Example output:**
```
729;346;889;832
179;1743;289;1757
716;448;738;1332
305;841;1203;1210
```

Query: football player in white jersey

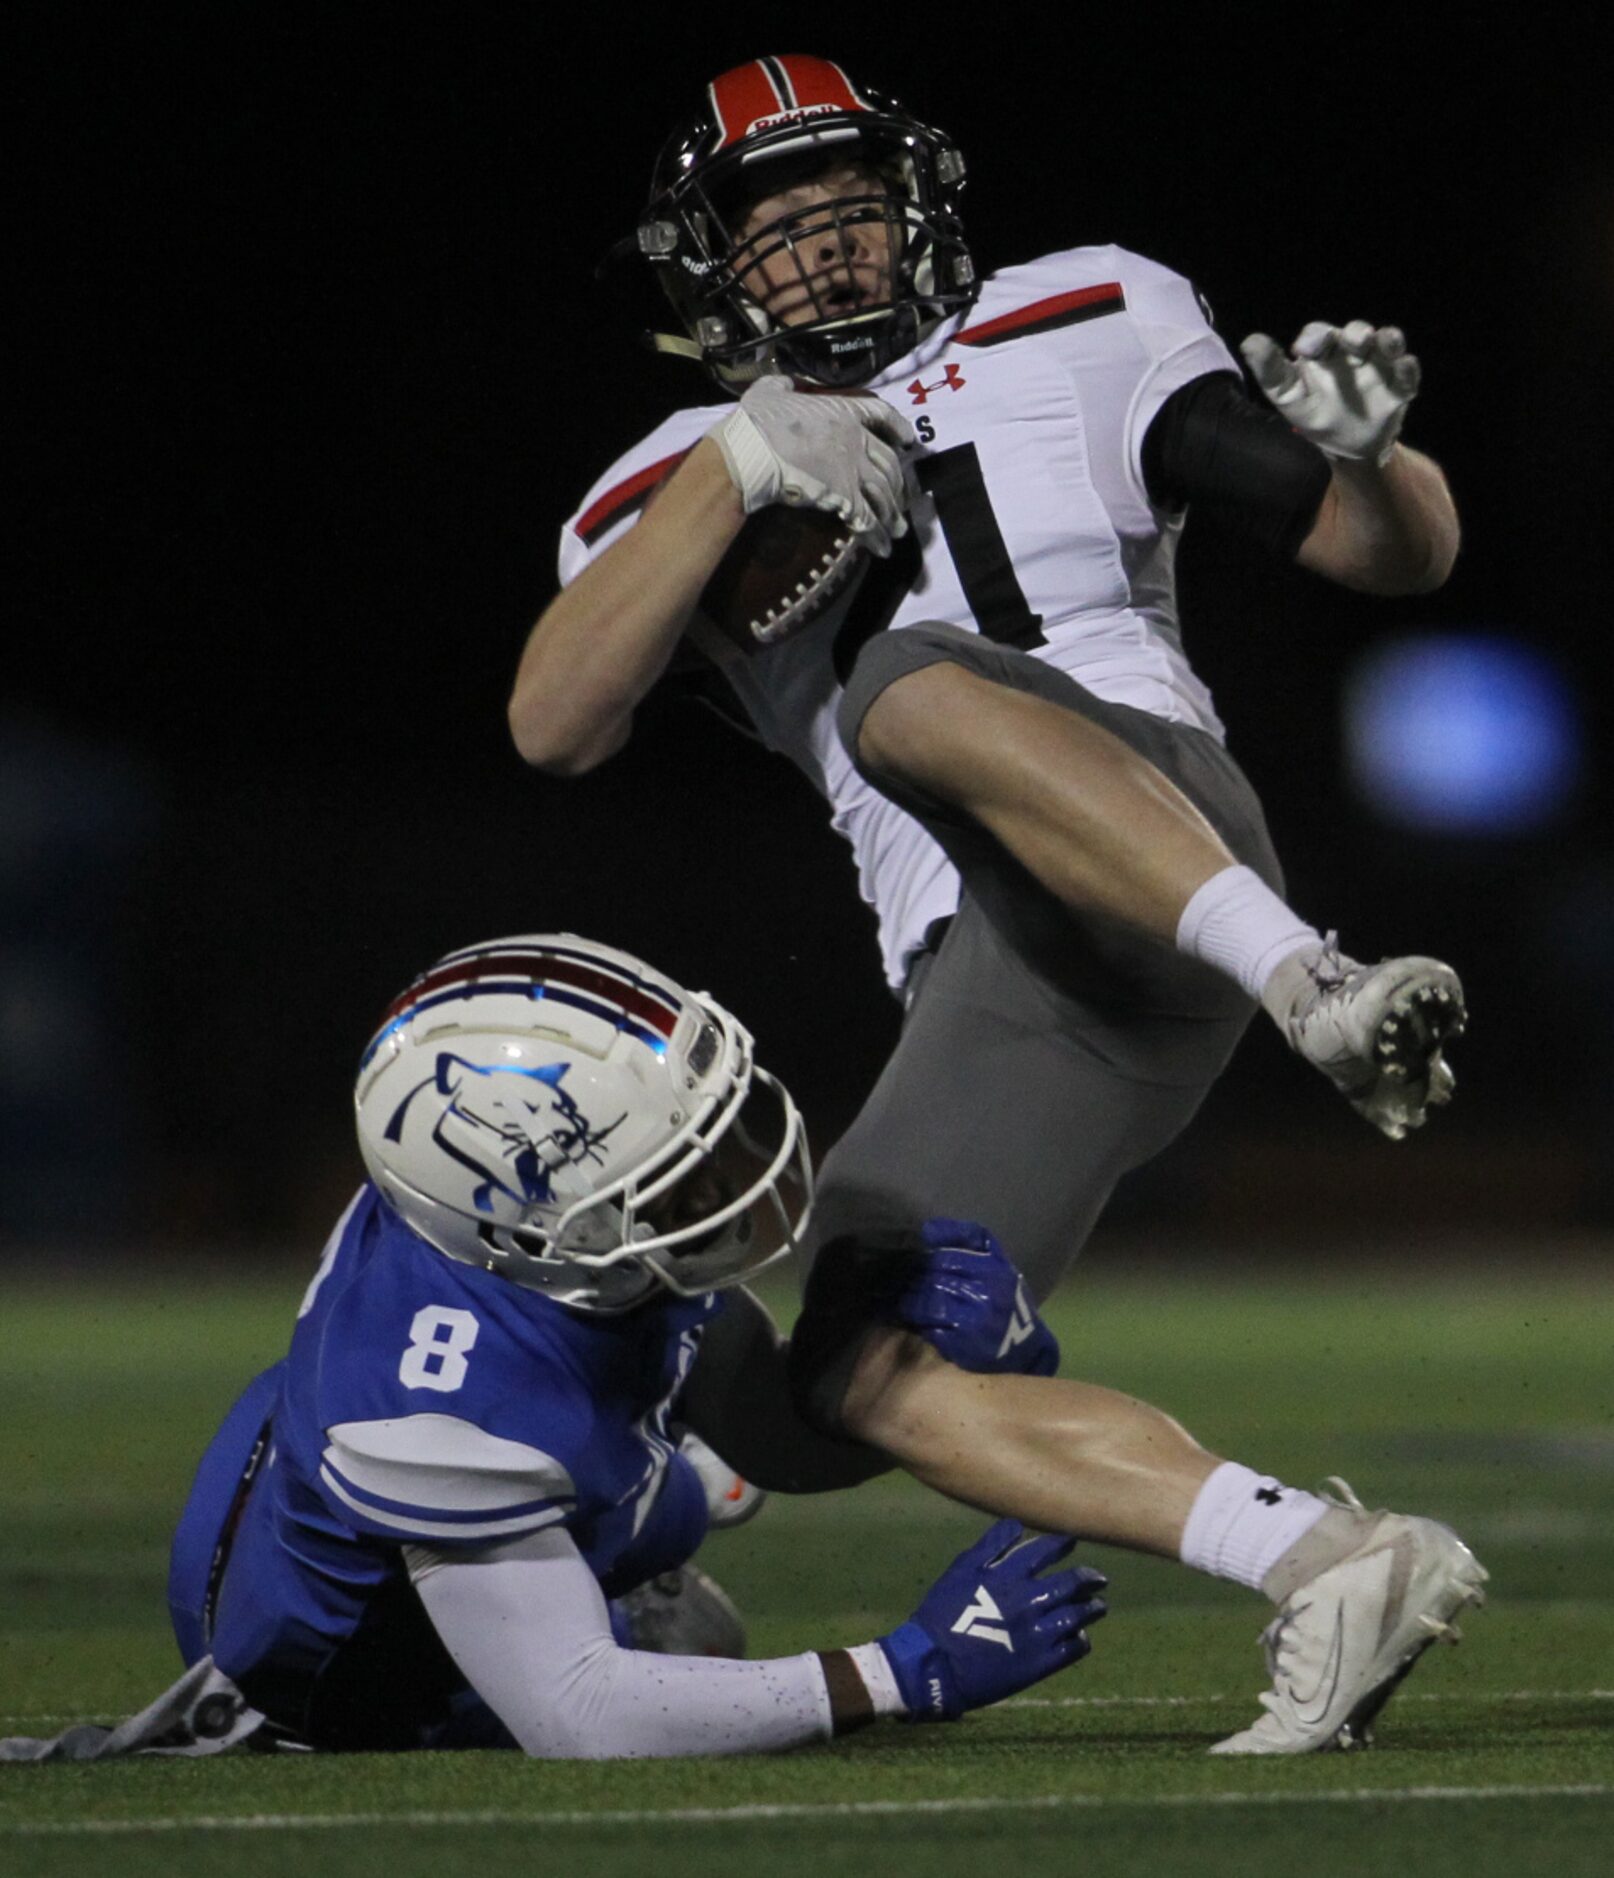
506;57;1485;1753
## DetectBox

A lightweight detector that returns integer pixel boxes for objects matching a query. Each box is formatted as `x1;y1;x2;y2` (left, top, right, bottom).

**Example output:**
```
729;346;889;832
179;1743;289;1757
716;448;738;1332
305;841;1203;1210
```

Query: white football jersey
560;245;1239;988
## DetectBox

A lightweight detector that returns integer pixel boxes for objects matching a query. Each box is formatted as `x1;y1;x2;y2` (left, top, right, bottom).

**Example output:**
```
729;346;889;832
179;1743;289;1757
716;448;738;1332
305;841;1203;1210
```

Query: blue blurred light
1344;634;1584;834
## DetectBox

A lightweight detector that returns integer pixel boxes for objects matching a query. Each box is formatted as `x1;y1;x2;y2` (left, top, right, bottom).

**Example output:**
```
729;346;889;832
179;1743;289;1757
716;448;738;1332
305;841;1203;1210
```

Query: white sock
1179;1462;1332;1592
1175;865;1321;1000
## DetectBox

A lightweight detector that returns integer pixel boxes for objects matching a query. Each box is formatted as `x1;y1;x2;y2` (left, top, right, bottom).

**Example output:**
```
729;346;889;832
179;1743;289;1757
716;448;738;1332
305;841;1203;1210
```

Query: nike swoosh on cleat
1287;1605;1348;1728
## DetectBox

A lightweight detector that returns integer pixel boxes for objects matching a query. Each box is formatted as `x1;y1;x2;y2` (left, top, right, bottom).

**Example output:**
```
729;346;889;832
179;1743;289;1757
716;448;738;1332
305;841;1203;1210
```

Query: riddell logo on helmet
746;104;843;136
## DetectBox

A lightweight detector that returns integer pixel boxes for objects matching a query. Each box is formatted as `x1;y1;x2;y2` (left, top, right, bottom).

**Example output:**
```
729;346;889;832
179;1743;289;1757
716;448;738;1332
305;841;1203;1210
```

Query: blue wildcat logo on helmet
355;934;813;1311
383;1053;625;1215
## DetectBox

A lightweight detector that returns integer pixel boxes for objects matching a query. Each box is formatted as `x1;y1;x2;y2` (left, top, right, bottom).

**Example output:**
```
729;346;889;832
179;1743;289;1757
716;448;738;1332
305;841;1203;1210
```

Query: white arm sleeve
406;1527;834;1759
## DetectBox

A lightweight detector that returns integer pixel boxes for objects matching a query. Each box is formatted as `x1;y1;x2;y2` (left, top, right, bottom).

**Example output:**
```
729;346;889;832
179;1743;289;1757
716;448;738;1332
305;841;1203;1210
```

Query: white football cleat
616;1566;747;1658
1272;941;1466;1140
678;1430;767;1529
1210;1481;1488;1755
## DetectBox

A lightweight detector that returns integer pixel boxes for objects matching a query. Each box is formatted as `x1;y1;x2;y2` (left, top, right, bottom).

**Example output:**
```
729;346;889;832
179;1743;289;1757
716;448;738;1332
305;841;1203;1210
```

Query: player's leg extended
828;1335;1485;1751
793;837;1254;1554
791;1204;1486;1755
796;902;1252;1551
805;647;1484;1744
840;625;1464;1136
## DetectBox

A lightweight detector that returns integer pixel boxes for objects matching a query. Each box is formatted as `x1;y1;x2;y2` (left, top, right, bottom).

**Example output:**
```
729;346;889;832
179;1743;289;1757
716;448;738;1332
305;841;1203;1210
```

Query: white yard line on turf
5;1787;1612;1836
5;1690;1611;1730
1002;1689;1614;1709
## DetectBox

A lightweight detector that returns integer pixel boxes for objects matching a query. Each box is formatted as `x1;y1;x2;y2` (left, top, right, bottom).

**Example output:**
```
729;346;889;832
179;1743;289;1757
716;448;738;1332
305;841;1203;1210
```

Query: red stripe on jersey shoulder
710;61;786;149
574;449;693;547
772;55;867;113
955;283;1127;349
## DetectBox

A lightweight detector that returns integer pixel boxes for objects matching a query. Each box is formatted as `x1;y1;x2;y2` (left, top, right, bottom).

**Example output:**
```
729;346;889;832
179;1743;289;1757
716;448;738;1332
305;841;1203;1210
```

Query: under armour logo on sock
1254;1486;1284;1506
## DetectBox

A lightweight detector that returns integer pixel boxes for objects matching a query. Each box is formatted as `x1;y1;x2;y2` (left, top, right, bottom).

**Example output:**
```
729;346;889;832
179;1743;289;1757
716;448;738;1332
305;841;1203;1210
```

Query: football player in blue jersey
142;935;1104;1759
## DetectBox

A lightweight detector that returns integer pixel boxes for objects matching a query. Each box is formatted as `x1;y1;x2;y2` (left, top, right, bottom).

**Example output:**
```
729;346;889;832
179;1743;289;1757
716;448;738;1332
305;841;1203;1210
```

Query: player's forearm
409;1534;894;1757
499;1646;887;1758
511;1642;838;1758
1296;444;1460;596
508;439;746;774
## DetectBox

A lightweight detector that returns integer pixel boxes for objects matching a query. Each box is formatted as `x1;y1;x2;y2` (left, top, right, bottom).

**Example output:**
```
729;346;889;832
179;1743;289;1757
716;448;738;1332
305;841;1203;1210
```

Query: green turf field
2;1255;1610;1876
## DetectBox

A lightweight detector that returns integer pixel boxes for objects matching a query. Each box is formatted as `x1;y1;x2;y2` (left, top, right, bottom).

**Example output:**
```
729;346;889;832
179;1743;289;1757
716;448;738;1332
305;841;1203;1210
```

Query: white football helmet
354;935;812;1312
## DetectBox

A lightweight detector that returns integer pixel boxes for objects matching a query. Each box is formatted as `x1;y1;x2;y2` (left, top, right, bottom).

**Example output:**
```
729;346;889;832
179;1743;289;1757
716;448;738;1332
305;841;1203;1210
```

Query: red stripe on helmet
709;61;787;149
380;950;682;1040
772;55;867;114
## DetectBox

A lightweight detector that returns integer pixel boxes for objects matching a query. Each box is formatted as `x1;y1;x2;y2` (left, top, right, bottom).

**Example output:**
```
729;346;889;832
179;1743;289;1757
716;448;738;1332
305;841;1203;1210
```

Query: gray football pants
807;621;1285;1301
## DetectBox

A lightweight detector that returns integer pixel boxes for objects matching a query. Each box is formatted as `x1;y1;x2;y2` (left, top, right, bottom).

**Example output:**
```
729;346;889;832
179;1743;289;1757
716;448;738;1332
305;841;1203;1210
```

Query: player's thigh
839;621;1284;889
843;625;1283;1036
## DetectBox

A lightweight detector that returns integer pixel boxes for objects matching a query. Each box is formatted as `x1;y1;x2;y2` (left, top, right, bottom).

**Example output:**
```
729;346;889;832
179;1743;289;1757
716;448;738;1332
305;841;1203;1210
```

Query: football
699;504;869;652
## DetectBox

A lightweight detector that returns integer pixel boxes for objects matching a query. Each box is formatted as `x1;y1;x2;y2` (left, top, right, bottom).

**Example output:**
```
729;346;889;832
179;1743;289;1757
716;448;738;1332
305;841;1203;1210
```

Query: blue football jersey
280;1185;717;1559
197;1186;721;1731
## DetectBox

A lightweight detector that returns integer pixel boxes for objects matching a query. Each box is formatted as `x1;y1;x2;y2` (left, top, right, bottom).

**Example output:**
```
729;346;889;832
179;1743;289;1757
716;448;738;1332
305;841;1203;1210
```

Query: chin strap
645;330;707;362
645;328;773;394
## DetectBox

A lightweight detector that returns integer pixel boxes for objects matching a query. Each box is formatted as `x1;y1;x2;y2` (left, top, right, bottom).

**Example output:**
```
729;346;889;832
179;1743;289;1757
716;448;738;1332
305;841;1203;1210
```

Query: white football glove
1240;321;1421;467
712;376;914;558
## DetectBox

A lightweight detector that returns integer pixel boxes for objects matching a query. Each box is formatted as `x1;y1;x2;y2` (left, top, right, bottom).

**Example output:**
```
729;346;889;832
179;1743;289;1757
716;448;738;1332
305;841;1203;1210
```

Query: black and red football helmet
637;55;976;391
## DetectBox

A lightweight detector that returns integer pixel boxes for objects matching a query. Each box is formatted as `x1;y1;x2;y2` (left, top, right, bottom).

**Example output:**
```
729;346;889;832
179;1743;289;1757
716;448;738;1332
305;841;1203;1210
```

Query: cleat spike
1279;952;1465;1138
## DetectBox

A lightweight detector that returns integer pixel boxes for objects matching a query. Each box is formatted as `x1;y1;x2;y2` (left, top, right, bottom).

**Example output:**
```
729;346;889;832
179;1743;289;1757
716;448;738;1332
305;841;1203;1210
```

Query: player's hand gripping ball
702;378;913;650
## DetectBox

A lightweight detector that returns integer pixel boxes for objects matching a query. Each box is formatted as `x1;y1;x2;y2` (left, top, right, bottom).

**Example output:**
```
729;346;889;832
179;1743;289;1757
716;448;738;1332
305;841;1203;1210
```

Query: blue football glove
893;1219;1060;1378
878;1518;1107;1722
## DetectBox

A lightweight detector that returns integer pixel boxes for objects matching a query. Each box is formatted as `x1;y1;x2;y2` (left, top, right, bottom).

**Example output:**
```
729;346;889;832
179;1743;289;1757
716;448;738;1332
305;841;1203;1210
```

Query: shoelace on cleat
1306;932;1348;992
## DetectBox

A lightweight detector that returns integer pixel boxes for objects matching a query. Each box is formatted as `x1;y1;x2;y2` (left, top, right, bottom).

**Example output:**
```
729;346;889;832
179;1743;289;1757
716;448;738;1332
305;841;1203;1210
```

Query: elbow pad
1142;372;1332;559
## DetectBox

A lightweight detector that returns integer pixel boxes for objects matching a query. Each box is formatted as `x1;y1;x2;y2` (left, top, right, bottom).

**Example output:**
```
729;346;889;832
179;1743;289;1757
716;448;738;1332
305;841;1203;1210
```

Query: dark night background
11;7;1613;1255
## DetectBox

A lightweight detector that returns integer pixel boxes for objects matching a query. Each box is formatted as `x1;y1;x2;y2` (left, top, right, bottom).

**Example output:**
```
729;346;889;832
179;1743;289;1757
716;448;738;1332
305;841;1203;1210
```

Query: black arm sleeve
1141;371;1333;560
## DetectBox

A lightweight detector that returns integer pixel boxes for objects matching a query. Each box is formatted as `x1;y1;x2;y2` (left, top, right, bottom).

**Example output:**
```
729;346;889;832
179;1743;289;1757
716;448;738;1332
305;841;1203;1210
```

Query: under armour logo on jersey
950;1585;1014;1650
908;363;967;404
996;1280;1038;1360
